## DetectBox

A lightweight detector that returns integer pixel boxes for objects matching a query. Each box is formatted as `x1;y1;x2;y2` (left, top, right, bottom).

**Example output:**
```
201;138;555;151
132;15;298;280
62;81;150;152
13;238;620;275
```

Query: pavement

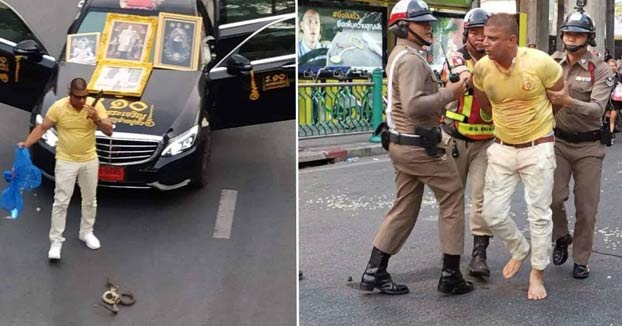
298;132;384;166
299;142;622;325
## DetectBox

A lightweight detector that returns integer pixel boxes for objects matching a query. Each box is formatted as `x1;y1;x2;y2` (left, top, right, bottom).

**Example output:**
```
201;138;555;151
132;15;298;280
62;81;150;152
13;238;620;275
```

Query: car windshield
76;11;111;34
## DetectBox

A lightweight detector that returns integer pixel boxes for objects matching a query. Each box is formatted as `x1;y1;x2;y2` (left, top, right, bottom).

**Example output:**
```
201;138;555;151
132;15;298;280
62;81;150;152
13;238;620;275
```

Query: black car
0;0;295;190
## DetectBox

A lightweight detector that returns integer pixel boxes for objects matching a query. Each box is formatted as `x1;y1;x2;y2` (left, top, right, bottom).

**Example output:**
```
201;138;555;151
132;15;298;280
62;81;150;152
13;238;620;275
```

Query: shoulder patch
450;55;466;68
606;76;615;87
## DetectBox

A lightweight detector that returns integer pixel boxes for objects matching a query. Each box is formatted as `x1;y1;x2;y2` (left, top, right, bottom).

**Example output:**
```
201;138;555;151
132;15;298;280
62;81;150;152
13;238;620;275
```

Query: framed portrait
66;32;99;65
100;13;157;63
154;12;202;71
87;61;152;97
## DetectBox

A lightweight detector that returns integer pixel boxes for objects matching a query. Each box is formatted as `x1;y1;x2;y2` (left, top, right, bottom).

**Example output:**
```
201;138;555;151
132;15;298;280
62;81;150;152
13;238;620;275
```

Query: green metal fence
298;69;385;138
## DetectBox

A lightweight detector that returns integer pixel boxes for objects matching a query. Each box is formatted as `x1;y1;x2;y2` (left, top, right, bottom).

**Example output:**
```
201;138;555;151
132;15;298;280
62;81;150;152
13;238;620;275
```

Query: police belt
389;131;438;146
389;131;422;146
554;128;601;143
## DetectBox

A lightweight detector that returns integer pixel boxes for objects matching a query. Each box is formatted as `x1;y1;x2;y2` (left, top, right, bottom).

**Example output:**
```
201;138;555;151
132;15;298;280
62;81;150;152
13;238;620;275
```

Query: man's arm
548;76;564;92
86;103;113;136
545;77;565;114
474;86;492;117
547;65;611;118
18;116;55;148
96;118;113;137
399;55;460;117
470;63;491;116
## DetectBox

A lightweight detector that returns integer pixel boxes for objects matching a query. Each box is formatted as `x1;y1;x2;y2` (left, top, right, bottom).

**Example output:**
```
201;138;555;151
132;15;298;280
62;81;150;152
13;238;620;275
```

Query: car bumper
31;142;201;191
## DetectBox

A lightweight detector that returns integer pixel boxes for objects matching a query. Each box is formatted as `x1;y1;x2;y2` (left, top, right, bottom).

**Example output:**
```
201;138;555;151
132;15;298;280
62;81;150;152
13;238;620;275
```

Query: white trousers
482;141;556;270
50;159;99;242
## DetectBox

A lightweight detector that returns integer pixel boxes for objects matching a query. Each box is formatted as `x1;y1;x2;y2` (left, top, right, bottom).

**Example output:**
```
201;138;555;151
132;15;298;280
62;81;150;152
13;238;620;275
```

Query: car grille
96;137;161;165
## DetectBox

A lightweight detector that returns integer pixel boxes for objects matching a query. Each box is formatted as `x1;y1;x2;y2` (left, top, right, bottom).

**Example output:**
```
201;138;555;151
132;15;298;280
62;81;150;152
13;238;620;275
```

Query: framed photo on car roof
153;12;202;71
66;32;99;65
87;60;152;97
100;13;157;64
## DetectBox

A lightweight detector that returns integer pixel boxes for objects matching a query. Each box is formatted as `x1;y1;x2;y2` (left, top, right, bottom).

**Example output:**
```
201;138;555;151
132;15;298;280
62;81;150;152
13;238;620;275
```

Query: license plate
98;165;125;182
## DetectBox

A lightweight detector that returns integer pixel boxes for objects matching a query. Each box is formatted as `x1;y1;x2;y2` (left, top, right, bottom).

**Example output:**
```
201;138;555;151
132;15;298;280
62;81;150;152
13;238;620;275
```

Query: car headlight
161;125;199;157
36;114;58;147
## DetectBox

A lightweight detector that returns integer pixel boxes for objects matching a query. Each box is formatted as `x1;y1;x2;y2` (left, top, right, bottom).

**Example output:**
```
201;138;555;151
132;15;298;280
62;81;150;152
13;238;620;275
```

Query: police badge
606;76;615;88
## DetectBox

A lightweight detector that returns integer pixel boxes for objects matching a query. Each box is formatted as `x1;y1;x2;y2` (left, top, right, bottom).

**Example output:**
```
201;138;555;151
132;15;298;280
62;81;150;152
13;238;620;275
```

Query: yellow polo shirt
472;48;563;143
46;97;108;162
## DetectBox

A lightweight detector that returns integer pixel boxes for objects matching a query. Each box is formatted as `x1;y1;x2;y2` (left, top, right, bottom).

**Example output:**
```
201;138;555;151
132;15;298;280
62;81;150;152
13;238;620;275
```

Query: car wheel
189;127;211;188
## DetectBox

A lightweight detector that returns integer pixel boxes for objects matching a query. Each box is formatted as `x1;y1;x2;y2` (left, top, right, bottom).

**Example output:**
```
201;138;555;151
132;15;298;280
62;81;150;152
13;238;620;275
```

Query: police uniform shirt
388;38;454;134
556;52;614;133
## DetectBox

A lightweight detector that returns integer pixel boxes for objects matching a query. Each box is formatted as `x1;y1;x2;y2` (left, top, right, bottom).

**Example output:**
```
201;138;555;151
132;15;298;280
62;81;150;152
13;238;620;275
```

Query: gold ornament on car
249;69;260;101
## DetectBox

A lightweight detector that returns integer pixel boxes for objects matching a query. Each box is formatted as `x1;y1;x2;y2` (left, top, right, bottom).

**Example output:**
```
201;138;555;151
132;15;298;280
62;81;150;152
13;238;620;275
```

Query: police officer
442;8;495;278
359;0;473;295
546;9;614;279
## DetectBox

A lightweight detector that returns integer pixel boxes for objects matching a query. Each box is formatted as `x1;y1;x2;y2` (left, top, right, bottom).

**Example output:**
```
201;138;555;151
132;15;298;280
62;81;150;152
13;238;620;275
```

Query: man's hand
17;142;26;148
547;84;573;109
84;104;99;122
459;71;473;87
446;76;468;100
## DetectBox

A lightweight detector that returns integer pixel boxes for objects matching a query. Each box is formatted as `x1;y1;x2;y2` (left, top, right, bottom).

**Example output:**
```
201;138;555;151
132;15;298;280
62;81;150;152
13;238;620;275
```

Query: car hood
47;62;204;137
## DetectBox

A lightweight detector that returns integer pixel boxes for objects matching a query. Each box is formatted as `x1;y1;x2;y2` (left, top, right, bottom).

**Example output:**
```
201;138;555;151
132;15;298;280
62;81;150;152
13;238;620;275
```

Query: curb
298;142;385;165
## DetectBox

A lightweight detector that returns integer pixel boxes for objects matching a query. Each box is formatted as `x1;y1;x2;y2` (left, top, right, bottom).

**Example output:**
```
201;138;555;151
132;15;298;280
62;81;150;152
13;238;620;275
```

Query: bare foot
527;269;547;300
502;257;525;279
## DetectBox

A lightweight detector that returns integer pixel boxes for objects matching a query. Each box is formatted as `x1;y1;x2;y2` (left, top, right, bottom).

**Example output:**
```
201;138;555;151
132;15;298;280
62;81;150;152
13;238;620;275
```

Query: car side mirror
226;54;252;75
14;40;44;61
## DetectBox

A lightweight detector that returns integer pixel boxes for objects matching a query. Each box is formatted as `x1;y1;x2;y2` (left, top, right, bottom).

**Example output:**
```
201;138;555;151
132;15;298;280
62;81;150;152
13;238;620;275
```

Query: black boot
360;247;409;295
468;235;491;277
438;254;474;295
553;234;573;266
572;263;590;279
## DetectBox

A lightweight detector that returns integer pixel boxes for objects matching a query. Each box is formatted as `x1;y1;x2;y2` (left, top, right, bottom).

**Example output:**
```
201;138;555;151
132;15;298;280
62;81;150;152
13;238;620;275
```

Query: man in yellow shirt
18;78;113;260
472;14;563;300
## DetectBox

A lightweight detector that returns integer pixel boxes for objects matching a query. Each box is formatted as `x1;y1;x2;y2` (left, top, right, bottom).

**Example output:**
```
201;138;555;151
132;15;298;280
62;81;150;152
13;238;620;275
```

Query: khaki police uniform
552;53;614;265
442;47;494;237
373;38;466;256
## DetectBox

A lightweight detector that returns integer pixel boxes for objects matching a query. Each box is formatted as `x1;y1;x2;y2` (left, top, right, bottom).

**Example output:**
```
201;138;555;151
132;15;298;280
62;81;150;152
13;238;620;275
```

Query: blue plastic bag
1;147;42;219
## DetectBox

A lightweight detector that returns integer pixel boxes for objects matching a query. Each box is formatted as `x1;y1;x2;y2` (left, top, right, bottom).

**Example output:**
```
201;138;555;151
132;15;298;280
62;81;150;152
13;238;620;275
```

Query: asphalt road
0;1;296;325
0;112;296;326
299;150;622;325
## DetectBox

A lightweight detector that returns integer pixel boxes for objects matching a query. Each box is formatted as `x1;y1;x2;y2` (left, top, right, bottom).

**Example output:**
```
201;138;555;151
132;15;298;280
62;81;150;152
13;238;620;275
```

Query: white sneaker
48;241;62;260
79;232;101;250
